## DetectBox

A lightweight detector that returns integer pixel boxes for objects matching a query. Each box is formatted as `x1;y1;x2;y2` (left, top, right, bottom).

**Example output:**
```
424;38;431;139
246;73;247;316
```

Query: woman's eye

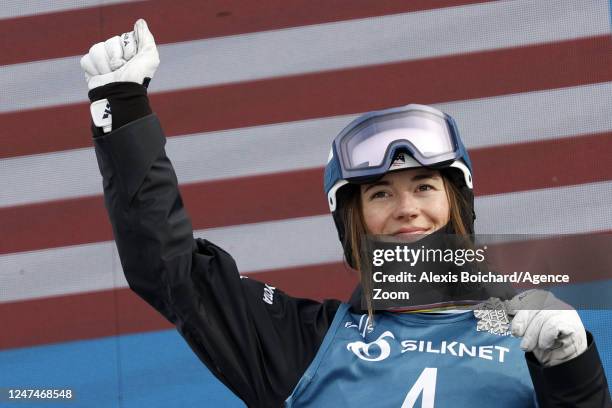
417;184;434;192
370;191;390;200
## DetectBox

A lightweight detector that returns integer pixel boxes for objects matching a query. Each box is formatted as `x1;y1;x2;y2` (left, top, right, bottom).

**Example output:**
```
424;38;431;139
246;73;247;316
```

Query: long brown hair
338;169;471;319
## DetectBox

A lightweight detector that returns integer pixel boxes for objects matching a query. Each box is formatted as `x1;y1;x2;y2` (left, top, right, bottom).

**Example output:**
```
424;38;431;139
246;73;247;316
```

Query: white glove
80;19;159;90
507;290;587;367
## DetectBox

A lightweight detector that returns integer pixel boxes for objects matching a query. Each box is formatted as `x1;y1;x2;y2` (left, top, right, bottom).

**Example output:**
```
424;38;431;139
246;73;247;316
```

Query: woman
324;104;508;313
81;20;610;407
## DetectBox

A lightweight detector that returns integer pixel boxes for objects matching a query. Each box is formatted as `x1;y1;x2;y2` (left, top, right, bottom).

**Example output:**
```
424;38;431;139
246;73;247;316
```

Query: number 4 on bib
401;367;437;408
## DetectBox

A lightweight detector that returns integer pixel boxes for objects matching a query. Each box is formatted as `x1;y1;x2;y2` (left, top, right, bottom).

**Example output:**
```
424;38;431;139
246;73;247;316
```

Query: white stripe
1;0;608;113
474;181;612;234
2;82;611;208
2;181;611;302
0;0;134;19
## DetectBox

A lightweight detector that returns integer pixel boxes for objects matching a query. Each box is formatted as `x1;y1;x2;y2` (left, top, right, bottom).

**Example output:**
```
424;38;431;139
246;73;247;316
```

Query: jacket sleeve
526;331;612;407
93;113;341;407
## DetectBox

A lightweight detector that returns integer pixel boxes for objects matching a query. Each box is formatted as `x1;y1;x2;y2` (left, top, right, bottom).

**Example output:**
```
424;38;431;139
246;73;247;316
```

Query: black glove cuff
88;82;152;137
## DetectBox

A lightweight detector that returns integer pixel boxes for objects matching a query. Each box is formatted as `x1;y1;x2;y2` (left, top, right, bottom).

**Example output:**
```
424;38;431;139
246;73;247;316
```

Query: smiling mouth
393;228;429;235
391;229;431;243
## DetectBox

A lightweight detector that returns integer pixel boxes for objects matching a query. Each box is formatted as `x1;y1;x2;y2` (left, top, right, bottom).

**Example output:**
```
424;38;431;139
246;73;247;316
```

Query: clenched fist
80;19;159;90
507;290;587;367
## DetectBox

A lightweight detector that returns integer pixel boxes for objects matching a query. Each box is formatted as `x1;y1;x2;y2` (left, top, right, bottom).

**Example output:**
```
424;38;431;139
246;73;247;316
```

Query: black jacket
91;87;611;407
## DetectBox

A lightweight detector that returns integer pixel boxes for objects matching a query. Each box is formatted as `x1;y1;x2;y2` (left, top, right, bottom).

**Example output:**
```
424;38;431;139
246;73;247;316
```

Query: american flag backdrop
1;0;611;406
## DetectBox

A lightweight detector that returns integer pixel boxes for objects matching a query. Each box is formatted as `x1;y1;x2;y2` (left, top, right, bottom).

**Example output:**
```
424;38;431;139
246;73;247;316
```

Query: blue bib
286;304;536;407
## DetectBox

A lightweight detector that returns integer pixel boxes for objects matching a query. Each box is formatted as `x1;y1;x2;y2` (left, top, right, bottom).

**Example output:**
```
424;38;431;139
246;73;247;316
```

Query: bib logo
346;331;394;362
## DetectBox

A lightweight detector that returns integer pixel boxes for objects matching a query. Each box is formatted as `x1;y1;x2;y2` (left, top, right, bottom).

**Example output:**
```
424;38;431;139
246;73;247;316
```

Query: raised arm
81;20;340;407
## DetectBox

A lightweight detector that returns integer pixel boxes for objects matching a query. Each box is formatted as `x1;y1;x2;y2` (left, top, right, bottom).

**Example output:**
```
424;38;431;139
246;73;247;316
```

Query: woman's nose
392;192;419;220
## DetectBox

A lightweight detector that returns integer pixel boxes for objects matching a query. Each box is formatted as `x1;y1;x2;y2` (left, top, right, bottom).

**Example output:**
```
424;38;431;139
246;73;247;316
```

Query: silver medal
473;298;512;336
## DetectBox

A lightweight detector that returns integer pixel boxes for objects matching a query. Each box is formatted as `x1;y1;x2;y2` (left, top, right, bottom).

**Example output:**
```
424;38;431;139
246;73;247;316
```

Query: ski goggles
332;104;466;182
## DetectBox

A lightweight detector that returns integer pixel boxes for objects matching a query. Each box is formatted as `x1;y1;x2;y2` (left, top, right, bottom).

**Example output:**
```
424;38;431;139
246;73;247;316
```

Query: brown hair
339;170;471;319
441;172;470;236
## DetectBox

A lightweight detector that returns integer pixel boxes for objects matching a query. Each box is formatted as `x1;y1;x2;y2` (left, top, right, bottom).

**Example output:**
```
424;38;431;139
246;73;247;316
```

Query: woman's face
360;168;450;239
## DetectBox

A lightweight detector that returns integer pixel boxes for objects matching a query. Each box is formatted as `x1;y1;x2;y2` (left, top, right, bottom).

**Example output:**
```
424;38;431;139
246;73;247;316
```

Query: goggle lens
338;108;456;173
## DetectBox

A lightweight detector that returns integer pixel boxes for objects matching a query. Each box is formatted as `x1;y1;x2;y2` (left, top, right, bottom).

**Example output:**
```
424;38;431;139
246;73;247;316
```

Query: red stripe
472;132;612;196
1;132;610;255
0;0;493;66
2;231;610;349
0;167;326;255
2;35;612;159
0;262;358;350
